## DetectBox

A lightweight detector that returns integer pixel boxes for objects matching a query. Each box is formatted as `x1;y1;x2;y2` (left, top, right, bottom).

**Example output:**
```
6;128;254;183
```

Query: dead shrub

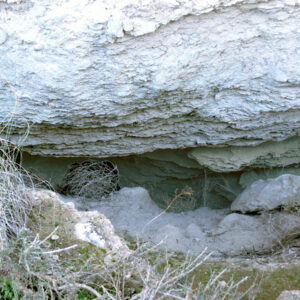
61;160;120;200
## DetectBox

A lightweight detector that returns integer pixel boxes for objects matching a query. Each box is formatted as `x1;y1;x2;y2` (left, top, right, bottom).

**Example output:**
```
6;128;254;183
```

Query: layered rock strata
22;151;300;210
0;0;299;158
1;0;300;209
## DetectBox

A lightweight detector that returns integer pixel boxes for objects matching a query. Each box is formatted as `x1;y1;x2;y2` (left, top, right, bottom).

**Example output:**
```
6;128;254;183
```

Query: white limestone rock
67;185;300;256
28;189;130;258
0;0;299;158
211;212;300;255
153;224;188;252
268;212;300;242
211;213;270;255
231;174;300;213
277;290;300;300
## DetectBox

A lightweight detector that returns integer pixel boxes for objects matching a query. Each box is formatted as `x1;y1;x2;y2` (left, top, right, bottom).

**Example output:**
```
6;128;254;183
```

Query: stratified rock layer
0;0;299;158
188;137;300;172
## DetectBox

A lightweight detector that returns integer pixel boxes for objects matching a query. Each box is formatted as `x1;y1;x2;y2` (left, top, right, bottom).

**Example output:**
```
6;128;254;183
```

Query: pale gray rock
211;213;269;255
28;189;130;258
152;224;188;252
211;212;300;255
214;213;262;235
64;186;300;256
231;174;300;213
188;137;300;173
0;29;7;45
277;290;300;300
185;223;206;239
0;0;299;159
268;212;300;242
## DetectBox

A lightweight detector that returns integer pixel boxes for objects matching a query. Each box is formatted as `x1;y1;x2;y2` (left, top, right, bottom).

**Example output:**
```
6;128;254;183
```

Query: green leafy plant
77;289;95;300
0;279;18;300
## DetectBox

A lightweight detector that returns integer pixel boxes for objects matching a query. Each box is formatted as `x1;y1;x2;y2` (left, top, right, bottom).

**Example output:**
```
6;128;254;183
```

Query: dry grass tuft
61;160;120;200
0;153;33;246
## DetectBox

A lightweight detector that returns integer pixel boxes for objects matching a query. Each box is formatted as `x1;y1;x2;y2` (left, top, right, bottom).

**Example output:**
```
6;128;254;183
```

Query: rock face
188;137;300;173
0;0;300;159
231;174;300;213
277;290;300;300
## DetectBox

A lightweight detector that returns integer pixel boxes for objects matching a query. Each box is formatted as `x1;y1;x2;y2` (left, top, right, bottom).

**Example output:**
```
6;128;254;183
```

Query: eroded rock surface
213;212;300;255
188;137;300;173
277;290;300;300
62;186;300;256
28;189;130;258
0;0;299;158
231;174;300;213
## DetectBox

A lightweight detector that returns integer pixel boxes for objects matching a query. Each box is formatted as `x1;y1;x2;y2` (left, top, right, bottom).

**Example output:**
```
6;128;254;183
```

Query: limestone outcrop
28;189;130;258
65;186;300;256
212;212;300;255
188;137;300;173
0;0;299;161
231;174;300;213
277;290;300;300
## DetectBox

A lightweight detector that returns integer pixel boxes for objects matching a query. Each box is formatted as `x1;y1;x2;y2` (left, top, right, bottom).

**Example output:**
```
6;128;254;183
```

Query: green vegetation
0;279;18;300
192;261;300;299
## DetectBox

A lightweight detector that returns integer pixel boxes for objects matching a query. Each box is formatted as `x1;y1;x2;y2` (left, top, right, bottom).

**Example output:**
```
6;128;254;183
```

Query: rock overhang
1;0;300;210
0;0;299;158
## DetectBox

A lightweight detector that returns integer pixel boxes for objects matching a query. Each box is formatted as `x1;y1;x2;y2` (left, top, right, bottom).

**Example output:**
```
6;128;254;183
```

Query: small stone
51;234;59;241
